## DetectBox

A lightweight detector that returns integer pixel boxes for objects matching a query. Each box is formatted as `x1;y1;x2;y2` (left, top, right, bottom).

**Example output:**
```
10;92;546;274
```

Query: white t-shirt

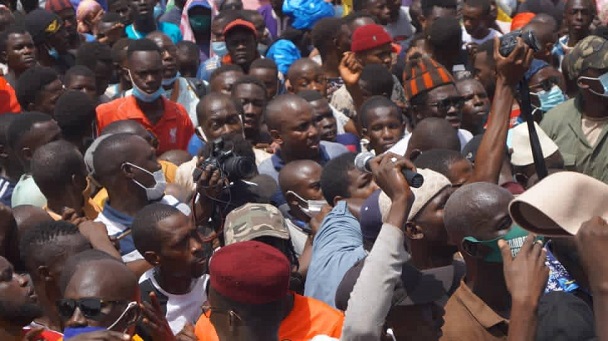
139;270;209;335
461;28;502;47
388;129;473;156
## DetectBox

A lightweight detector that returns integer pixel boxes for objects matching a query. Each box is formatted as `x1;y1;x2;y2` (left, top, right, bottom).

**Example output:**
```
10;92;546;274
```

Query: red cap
209;241;290;305
223;19;258;38
511;12;535;31
351;24;393;53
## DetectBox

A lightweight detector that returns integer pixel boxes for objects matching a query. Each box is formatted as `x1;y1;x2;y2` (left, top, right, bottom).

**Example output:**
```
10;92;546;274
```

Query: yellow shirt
93;160;178;208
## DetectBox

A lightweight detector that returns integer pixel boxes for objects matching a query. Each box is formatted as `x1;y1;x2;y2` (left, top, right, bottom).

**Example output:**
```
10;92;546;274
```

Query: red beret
511;12;536;31
351;24;394;53
209;241;290;305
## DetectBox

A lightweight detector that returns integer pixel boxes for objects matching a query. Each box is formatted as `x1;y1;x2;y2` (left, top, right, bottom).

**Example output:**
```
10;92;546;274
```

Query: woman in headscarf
179;0;217;63
76;0;105;36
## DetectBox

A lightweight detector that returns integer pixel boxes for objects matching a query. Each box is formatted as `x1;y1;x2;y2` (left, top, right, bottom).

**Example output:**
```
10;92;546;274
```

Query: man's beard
0;300;43;326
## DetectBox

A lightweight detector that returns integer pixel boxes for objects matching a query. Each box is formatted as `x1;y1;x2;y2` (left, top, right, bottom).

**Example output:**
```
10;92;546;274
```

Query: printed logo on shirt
170;128;177;143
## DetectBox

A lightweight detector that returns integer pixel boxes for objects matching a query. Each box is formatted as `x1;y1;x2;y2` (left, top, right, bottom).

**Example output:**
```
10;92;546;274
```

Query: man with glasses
132;203;212;335
389;55;473;155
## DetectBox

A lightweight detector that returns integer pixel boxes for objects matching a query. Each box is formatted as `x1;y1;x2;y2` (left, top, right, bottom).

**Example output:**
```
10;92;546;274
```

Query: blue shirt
304;201;367;307
188;134;206;156
125;22;183;44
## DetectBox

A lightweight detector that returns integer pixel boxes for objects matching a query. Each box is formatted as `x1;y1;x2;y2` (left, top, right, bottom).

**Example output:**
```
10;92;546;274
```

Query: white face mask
287;190;326;217
124;162;166;201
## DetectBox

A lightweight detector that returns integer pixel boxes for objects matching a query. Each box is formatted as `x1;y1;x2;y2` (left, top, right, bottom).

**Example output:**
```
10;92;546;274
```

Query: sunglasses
530;76;561;92
57;298;130;320
428;97;465;112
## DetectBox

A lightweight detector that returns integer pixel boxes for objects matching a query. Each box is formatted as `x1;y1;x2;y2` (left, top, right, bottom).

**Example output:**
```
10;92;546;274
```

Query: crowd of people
0;0;607;339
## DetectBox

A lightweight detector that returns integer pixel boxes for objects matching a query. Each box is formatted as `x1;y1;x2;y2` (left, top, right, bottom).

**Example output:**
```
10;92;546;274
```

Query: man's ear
270;129;282;145
21;147;33;162
405;222;424;240
284;191;299;207
121;162;135;179
71;173;87;192
332;195;344;207
285;79;294;93
143;251;161;266
577;77;590;89
37;265;52;282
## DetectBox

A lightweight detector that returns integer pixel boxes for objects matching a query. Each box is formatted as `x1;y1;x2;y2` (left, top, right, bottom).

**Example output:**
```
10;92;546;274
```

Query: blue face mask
162;72;180;86
334;4;344;17
579;71;608;98
189;15;211;33
211;41;228;57
531;85;566;112
46;44;59;60
257;43;268;56
64;326;107;340
129;70;164;103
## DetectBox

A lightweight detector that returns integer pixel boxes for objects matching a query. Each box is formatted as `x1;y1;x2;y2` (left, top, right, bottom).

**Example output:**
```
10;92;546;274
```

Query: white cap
510;122;559;167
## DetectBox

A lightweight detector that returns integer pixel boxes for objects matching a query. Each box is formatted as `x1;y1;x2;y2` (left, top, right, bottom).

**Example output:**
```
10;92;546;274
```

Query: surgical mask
128;70;164;103
462;224;531;263
531;85;566;112
63;302;139;340
579;71;608;98
257;43;268;56
46;44;59;60
211;41;228;57
162;71;180;86
189;15;211;32
334;4;344;17
287;190;326;217
124;162;166;201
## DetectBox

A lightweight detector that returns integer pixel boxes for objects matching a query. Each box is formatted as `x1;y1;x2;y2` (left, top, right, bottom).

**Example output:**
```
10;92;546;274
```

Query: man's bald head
101;120;148;137
287;58;322;83
279;159;323;195
523;20;558;48
406;118;460;157
444;182;514;245
146;31;172;43
60;250;137;297
93;133;148;181
196;92;243;125
264;94;314;131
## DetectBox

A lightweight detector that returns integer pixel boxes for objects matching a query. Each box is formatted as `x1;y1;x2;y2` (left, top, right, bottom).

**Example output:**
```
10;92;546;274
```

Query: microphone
354;152;424;188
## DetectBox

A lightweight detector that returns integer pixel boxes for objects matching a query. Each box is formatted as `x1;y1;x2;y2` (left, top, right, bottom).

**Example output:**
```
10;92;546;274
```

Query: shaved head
406;118;460;157
279;160;323;194
264;94;314;131
287;58;322;83
444;182;514;245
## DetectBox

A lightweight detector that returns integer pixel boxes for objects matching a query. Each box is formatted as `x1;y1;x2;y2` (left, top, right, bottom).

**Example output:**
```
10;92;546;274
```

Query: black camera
499;30;541;57
194;138;256;182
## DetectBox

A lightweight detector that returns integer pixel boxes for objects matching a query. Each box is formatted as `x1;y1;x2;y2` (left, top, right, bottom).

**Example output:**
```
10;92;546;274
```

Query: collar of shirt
453;280;509;330
102;202;134;227
270;143;331;172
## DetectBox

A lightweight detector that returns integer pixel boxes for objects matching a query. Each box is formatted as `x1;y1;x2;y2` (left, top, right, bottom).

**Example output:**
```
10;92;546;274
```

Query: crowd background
0;0;607;339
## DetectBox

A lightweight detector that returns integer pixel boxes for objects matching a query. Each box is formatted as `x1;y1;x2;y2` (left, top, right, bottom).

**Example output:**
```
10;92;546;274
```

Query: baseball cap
509;171;608;236
378;168;451;223
351;24;397;53
224;203;290;245
563;35;608;79
209;240;291;304
25;9;63;46
223;19;257;38
335;258;451;311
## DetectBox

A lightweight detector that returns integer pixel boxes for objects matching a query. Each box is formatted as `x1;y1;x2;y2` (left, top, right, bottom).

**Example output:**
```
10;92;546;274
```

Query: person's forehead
7;32;32;44
218;71;244;82
250;67;275;78
157;212;191;239
368;0;387;6
281;102;313;122
456;80;485;94
366;105;400;122
65;263;132;299
43;79;64;92
350;17;376;30
129;51;162;68
233;82;265;97
310;98;331;111
568;0;592;9
294;65;322;79
366;43;393;55
149;34;173;48
205;97;238;115
68;74;96;84
427;84;459;100
429;6;457;19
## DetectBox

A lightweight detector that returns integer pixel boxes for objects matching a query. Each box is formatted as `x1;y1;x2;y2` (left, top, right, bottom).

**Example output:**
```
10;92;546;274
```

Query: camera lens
223;156;256;180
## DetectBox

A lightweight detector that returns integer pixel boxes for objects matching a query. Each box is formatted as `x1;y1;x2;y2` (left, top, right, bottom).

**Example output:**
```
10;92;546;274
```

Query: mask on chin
128;70;164;102
462;224;533;263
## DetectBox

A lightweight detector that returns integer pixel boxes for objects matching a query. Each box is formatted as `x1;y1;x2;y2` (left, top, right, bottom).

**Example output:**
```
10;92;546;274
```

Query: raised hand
493;36;535;88
339;52;363;87
140;292;176;341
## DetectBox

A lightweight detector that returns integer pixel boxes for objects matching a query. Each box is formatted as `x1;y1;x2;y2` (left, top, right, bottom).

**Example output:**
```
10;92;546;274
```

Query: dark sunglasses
57;298;128;320
428;97;465;112
530;76;560;92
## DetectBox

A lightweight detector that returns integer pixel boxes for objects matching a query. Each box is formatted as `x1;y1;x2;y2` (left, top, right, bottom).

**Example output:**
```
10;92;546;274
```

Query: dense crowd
0;0;607;339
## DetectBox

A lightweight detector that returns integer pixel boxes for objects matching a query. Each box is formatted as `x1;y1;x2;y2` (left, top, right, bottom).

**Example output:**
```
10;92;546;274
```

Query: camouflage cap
563;35;608;79
224;203;290;245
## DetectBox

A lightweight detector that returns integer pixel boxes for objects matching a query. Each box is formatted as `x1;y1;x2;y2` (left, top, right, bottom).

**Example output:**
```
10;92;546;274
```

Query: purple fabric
258;4;278;40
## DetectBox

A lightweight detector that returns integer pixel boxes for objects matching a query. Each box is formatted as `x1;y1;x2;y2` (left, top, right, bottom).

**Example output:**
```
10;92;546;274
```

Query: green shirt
540;98;608;184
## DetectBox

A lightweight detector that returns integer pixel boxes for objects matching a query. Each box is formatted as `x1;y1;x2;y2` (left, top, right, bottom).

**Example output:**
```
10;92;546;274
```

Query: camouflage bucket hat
563;35;608;79
224;203;290;245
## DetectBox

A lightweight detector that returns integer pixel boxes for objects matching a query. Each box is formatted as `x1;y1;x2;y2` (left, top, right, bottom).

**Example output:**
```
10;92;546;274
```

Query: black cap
25;8;63;46
536;291;596;341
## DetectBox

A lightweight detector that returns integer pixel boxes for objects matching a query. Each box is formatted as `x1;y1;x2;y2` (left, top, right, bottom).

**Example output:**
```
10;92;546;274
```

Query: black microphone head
354;152;374;173
409;172;424;188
